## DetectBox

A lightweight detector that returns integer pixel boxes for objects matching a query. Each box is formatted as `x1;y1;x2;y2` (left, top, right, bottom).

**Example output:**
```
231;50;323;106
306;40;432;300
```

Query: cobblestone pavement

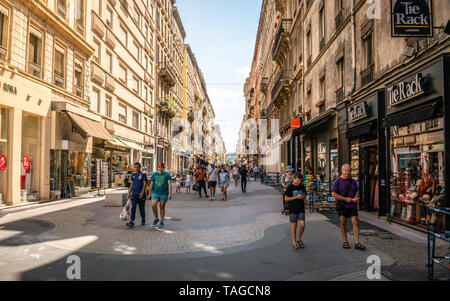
0;180;398;281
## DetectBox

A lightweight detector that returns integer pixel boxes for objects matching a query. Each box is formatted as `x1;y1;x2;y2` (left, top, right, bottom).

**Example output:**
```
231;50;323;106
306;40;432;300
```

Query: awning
382;100;442;128
112;135;145;152
66;112;112;141
109;136;128;148
293;109;336;136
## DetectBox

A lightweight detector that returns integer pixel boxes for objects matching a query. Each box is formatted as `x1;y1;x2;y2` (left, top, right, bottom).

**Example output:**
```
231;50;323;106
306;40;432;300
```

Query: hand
139;192;144;199
346;197;353;203
168;194;172;200
127;194;131;200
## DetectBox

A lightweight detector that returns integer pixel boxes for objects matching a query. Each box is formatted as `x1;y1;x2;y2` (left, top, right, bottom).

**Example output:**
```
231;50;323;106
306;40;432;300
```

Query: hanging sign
291;118;301;129
23;155;30;171
391;0;433;37
0;155;6;171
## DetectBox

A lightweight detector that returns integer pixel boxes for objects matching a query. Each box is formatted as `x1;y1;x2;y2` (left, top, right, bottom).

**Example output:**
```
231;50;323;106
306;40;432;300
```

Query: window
53;43;66;88
105;95;112;117
149;120;153;135
132;111;139;129
105;50;112;73
144;117;148;133
336;0;343;12
75;0;85;34
337;58;344;89
363;33;373;67
56;0;67;20
118;103;127;124
93;39;101;63
150;89;154;106
73;56;84;97
118;24;127;46
144;85;148;103
131;75;139;94
307;28;312;57
118;63;127;84
319;6;325;40
319;77;326;114
0;4;10;61
130;39;139;60
149;60;154;76
28;26;43;78
105;5;113;28
92;87;101;113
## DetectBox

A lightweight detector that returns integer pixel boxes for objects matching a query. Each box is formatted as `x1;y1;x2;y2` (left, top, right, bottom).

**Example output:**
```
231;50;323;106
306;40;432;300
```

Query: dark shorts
208;181;217;188
338;206;358;219
289;212;306;223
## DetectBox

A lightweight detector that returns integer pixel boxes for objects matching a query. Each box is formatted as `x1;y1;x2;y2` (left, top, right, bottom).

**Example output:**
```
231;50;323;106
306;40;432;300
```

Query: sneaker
152;219;159;227
159;221;165;227
126;222;135;228
141;221;146;226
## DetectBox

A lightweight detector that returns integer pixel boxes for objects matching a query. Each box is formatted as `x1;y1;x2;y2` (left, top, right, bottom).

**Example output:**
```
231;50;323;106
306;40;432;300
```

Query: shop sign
23;155;30;171
391;0;433;37
291;118;301;129
348;101;369;123
0;81;18;95
387;73;426;108
0;155;6;171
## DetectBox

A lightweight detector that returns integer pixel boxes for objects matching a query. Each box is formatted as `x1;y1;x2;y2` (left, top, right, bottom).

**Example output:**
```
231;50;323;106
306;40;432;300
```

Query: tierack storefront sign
387;73;425;108
391;0;433;37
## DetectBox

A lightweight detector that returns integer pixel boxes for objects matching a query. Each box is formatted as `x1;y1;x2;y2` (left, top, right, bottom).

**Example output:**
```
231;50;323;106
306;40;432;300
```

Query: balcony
158;61;176;87
271;70;292;108
272;19;292;66
361;64;374;87
260;77;268;94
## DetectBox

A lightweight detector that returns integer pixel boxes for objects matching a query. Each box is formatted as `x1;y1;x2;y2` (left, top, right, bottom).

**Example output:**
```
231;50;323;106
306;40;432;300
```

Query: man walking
126;163;147;228
149;162;172;228
196;166;208;199
239;165;248;193
207;163;219;201
331;164;366;250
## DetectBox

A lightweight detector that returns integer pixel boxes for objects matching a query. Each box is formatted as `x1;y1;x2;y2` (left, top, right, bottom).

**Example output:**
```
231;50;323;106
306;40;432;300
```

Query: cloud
234;65;251;78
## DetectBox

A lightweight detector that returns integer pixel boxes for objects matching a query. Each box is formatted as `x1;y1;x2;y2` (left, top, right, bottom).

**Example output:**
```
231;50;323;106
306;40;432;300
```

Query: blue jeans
130;195;146;223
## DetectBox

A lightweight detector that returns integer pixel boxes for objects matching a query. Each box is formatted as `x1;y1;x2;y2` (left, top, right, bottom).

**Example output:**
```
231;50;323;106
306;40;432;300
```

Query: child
175;174;182;193
284;173;307;250
218;166;230;201
186;171;193;193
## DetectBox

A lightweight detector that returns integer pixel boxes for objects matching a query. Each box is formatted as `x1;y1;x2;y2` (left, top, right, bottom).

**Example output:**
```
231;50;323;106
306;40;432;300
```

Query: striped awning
66;112;112;141
112;135;145;152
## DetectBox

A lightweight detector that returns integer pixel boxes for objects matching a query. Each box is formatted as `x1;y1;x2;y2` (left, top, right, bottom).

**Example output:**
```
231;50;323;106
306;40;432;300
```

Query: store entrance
360;144;378;212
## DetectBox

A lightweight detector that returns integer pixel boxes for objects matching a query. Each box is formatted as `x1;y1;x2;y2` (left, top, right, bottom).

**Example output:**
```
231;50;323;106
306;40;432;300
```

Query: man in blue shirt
126;162;148;228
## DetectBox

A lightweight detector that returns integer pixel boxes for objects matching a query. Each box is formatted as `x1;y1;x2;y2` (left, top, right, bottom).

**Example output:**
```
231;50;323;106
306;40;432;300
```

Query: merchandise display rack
427;207;450;281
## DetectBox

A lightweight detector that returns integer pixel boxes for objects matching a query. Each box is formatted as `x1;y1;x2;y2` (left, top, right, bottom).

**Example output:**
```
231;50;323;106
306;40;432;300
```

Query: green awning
112;135;145;152
429;143;444;153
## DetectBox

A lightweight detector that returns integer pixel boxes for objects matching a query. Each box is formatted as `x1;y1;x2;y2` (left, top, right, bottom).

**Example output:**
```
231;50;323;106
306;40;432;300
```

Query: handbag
192;183;200;191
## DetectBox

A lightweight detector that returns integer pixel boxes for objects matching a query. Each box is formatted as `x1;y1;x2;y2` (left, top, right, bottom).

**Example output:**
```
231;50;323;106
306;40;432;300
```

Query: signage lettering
387;73;425;108
0;82;18;95
391;0;433;37
348;102;369;123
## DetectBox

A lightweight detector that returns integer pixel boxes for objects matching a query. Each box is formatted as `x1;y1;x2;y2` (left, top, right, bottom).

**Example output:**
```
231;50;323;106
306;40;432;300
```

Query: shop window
330;139;339;182
0;4;10;62
350;138;359;180
0;108;9;205
21;114;41;201
53;43;66;89
389;118;445;229
28;26;44;78
73;56;84;97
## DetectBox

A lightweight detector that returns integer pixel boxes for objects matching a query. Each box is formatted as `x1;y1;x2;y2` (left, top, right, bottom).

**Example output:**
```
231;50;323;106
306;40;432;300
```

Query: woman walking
185;171;193;193
219;166;230;201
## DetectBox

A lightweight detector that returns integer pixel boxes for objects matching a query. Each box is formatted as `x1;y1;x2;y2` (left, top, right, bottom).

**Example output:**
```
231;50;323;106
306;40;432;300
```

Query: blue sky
176;0;263;154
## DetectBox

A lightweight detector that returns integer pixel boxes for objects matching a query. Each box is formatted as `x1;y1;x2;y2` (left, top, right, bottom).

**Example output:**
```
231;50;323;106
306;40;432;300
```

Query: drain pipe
349;0;357;97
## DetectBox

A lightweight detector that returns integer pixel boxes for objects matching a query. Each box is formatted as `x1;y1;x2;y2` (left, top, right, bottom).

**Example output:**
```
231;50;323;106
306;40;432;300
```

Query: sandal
355;243;366;251
292;243;300;250
343;242;351;249
297;240;305;249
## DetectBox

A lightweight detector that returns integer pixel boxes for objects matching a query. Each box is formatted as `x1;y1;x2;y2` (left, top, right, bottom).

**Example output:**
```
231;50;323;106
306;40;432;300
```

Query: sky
176;0;263;154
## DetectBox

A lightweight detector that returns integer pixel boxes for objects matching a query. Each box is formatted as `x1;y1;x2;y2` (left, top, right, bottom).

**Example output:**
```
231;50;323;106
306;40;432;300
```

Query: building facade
243;0;449;230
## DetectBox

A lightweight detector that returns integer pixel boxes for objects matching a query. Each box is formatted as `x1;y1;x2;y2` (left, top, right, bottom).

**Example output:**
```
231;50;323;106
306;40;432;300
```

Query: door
360;146;378;211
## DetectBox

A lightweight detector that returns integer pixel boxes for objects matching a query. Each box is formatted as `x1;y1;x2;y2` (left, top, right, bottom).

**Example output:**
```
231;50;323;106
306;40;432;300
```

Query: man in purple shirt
331;164;366;251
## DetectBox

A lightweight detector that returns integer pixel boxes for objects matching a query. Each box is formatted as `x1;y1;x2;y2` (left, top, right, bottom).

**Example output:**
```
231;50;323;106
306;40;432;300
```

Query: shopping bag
192;184;200;191
119;199;131;221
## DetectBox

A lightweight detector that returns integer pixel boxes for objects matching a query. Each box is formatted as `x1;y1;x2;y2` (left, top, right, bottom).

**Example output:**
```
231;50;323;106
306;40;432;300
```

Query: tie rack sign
391;0;433;37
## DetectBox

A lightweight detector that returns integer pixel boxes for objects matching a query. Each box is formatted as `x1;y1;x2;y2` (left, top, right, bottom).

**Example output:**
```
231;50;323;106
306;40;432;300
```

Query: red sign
0;155;6;171
23;155;30;171
291;118;301;129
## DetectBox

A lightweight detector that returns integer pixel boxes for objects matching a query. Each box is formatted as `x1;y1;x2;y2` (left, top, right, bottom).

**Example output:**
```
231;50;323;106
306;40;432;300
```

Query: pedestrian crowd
121;160;366;253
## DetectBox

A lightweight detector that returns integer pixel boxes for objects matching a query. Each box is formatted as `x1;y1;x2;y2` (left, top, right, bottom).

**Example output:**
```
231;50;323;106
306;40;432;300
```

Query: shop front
346;90;386;214
382;55;449;230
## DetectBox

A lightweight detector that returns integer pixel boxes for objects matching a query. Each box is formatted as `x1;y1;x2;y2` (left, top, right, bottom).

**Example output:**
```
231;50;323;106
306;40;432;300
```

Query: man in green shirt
149;162;172;228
